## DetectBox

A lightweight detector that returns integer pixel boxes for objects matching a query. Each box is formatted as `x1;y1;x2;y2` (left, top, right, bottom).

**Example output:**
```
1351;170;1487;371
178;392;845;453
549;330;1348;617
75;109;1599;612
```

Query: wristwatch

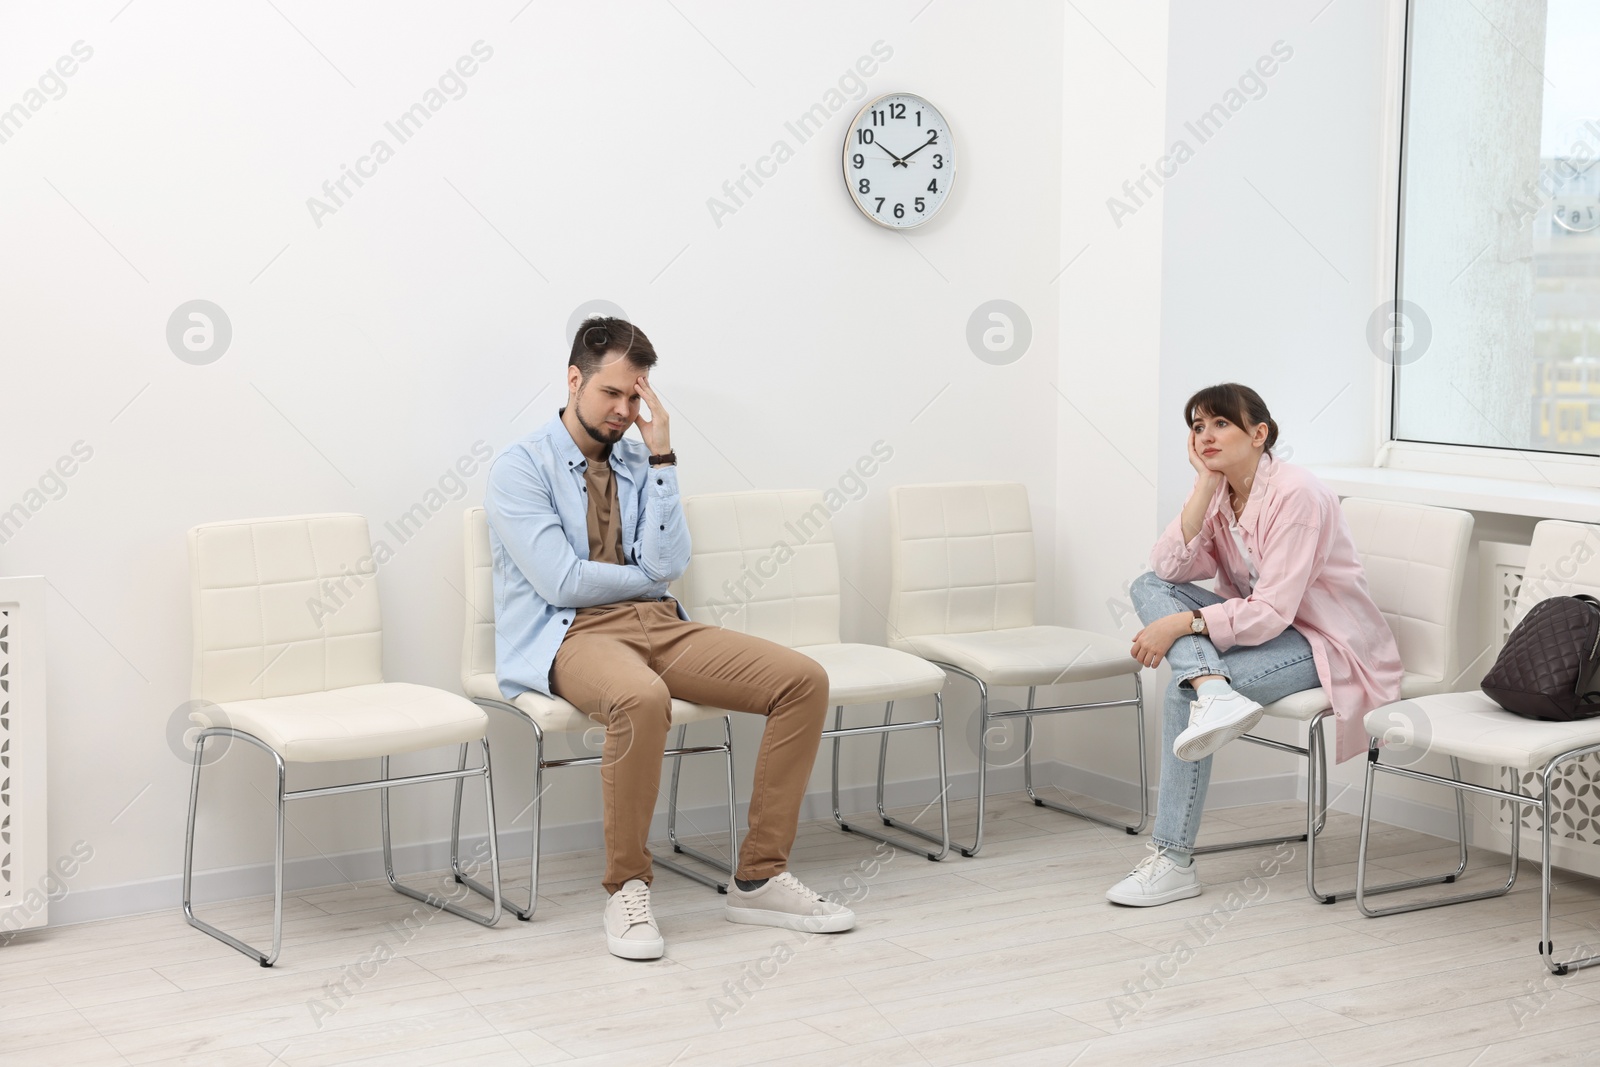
647;451;677;467
1190;610;1206;634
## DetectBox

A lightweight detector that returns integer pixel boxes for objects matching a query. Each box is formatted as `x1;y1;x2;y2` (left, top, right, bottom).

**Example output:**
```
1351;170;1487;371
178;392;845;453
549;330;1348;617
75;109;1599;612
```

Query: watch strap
647;451;677;467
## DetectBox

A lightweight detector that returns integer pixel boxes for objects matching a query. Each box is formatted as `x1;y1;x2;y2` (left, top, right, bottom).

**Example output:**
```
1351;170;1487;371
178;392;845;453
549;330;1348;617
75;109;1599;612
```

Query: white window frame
1374;0;1600;491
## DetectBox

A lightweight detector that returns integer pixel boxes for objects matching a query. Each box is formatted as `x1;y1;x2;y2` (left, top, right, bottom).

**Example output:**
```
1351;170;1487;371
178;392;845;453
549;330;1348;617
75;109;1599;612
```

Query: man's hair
1183;382;1280;455
569;316;657;382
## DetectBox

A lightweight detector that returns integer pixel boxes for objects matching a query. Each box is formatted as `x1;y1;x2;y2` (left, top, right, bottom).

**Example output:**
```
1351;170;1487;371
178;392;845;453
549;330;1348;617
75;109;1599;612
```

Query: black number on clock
889;103;906;120
933;154;944;169
915;197;925;212
858;129;874;144
852;153;864;169
874;197;885;213
915;110;922;126
893;203;905;219
927;179;939;194
871;109;884;126
928;130;938;144
858;178;870;194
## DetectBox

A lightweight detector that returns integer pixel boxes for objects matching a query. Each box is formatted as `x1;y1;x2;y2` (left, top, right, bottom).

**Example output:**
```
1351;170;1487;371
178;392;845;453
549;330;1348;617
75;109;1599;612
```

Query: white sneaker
604;879;664;960
725;872;855;933
1173;690;1263;762
1105;844;1202;907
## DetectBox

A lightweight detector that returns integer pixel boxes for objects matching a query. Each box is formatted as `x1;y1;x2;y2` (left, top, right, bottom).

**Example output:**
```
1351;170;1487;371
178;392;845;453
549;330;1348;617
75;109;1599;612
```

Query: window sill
1309;465;1600;523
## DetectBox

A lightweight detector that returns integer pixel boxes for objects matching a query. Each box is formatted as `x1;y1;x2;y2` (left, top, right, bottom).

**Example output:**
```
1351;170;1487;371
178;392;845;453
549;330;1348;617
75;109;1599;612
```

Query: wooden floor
7;790;1600;1066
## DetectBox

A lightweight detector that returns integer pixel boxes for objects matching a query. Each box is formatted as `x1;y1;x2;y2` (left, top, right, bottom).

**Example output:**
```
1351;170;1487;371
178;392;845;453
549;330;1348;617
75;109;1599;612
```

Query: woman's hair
569;316;657;382
1183;382;1279;455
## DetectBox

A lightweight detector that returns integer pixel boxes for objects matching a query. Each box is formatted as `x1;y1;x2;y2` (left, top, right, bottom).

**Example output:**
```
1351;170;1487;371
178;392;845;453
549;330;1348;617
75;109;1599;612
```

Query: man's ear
567;365;583;396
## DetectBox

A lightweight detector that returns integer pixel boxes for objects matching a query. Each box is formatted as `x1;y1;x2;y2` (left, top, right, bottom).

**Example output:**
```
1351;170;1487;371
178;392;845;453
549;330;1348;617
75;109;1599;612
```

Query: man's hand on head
635;376;672;456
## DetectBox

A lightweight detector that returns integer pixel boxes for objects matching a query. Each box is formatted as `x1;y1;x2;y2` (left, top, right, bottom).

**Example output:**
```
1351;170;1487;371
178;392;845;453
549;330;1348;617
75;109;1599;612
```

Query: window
1393;0;1600;458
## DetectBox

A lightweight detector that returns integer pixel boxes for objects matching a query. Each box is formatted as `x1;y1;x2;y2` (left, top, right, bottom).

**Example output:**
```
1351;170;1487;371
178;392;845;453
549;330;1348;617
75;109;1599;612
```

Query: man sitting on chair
484;316;853;960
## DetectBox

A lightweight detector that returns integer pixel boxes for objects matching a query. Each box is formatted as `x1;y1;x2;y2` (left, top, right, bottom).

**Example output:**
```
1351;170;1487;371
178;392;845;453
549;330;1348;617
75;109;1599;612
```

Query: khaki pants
549;599;829;894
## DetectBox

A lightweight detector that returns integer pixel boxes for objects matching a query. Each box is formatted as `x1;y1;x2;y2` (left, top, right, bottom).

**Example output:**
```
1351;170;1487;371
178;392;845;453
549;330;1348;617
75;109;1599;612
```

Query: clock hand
898;134;938;163
874;142;908;167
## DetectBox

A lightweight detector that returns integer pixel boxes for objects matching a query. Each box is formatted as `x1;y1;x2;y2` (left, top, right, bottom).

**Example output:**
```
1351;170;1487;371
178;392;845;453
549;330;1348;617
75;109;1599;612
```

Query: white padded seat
1262;673;1445;723
891;626;1137;688
183;512;502;965
195;681;485;763
886;481;1149;852
676;488;953;859
1364;690;1600;772
794;643;947;705
461;670;727;732
1353;520;1600;973
674;489;951;708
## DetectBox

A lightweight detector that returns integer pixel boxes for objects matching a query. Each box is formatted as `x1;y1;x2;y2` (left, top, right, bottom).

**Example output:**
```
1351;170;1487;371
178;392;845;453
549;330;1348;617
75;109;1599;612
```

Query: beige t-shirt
583;460;625;566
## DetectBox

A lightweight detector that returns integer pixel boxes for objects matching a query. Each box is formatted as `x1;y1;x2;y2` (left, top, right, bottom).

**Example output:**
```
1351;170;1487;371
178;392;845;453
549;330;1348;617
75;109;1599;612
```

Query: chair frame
183;728;503;967
451;698;738;920
937;665;1148;857
827;695;952;861
1194;709;1466;905
1355;739;1600;976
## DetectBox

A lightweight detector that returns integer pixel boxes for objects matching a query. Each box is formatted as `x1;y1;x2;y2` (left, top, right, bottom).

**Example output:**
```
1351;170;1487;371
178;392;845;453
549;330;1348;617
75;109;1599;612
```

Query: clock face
1554;197;1600;234
1551;153;1600;234
842;93;955;229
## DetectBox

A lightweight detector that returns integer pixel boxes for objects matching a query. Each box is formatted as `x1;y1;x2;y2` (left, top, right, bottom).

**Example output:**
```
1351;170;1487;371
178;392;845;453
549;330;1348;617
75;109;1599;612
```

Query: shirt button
656;477;663;485
562;618;570;626
660;524;665;530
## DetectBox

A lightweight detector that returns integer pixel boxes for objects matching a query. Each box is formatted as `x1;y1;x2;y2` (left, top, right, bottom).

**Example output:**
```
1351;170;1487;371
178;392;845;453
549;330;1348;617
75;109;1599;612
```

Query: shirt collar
541;410;590;471
543;409;628;473
1211;450;1277;529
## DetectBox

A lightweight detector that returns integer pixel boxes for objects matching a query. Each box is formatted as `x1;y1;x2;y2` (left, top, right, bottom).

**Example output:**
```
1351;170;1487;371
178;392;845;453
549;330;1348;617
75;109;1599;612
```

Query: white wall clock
842;92;955;228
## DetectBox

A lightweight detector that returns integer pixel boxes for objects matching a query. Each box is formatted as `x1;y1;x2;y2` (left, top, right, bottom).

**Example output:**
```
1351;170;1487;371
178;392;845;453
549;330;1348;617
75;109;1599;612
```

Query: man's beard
575;399;625;451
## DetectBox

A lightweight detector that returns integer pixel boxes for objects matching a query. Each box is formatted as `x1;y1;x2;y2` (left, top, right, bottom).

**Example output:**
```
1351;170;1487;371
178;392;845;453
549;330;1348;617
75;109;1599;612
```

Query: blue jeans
1129;571;1322;854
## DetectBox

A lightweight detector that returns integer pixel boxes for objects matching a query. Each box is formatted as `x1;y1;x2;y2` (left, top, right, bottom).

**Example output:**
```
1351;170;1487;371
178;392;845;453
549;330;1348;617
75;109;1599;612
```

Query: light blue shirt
484;412;690;698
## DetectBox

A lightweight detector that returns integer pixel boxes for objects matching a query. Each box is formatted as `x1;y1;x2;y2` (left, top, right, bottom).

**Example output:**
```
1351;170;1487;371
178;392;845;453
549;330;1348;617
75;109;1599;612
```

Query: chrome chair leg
657;718;737;892
833;698;953;861
1024;675;1150;835
185;727;498;966
380;742;503;927
1357;751;1518;920
183;728;286;967
937;664;1147;856
850;696;952;861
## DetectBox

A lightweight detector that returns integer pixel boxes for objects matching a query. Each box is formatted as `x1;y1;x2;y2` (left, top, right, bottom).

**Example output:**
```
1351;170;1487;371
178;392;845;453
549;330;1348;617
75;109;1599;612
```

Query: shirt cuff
1199;603;1235;651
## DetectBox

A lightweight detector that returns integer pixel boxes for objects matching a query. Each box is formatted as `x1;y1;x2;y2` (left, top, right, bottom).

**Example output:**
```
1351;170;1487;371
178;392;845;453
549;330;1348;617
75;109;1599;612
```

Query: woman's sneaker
725;872;855;932
1173;690;1264;762
604;879;664;959
1105;844;1202;906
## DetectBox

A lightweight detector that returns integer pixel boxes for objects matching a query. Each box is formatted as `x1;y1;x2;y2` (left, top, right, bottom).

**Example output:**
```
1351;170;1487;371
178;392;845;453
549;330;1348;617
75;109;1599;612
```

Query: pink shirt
1150;453;1402;763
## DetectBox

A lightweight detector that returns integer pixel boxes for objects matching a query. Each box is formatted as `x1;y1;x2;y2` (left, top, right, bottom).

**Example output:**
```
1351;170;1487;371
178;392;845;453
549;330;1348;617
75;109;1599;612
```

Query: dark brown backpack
1481;594;1600;722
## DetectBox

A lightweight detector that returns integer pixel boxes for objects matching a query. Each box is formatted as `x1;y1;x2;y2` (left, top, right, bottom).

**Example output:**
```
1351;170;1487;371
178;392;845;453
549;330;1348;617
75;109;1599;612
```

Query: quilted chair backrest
189;513;383;704
675;490;842;648
887;482;1036;639
1513;520;1600;628
1341;497;1474;685
462;506;497;692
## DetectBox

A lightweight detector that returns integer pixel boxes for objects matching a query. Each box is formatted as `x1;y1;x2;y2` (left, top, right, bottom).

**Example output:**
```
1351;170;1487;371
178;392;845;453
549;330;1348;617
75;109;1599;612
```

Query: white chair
887;482;1147;857
1357;518;1600;975
183;513;502;967
452;507;737;919
1194;497;1475;905
676;490;952;860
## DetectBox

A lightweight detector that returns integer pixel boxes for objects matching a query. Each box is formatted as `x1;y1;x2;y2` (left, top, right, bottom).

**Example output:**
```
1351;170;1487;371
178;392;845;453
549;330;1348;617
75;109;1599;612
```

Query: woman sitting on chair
1105;383;1402;907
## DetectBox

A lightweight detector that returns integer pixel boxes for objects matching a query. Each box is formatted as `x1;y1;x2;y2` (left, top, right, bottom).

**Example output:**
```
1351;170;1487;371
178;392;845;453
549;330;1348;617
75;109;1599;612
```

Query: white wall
2;0;1464;921
1153;0;1404;803
0;0;1078;918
